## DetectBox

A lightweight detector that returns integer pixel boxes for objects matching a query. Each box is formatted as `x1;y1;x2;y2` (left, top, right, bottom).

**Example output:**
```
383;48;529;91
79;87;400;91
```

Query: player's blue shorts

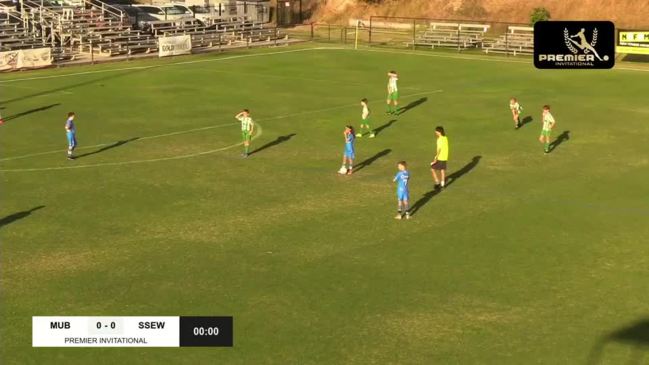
344;147;355;159
397;189;409;201
67;132;77;149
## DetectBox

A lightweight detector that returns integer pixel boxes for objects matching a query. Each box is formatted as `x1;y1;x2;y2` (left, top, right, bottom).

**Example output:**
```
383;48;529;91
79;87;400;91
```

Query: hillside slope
307;0;649;28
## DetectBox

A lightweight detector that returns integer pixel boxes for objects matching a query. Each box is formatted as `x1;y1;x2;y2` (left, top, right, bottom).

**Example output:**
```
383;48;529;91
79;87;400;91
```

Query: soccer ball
337;167;348;175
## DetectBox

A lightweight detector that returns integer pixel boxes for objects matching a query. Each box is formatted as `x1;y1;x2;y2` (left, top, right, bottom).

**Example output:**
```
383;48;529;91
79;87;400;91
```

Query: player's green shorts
388;91;399;101
360;117;370;126
242;130;251;141
541;129;551;137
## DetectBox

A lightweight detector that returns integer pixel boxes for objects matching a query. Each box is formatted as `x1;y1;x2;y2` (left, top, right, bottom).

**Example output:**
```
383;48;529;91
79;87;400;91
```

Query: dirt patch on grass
367;294;524;343
2;248;128;280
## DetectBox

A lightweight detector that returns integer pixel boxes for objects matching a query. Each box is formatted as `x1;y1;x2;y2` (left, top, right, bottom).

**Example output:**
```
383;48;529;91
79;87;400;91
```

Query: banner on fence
0;48;52;71
159;35;192;57
617;30;649;55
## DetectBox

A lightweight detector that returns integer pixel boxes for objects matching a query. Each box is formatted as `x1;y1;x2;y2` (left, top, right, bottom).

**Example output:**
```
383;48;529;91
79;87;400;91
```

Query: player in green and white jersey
356;98;375;138
235;109;255;158
386;71;399;115
510;97;522;129
539;105;556;154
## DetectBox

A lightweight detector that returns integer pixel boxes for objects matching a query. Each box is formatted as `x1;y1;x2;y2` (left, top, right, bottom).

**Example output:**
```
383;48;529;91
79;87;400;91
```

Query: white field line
0;47;319;84
1;46;647;87
207;68;420;90
348;46;649;72
2;83;73;95
0;47;422;90
0;89;442;172
0;123;237;162
0;124;263;172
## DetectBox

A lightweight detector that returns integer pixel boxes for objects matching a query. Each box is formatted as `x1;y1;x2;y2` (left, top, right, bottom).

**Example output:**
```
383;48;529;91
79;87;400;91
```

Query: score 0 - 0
88;317;124;335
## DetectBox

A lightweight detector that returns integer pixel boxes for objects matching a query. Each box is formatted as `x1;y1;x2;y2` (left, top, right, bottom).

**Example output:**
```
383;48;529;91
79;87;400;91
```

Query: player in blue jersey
65;112;77;160
338;125;356;175
393;161;410;220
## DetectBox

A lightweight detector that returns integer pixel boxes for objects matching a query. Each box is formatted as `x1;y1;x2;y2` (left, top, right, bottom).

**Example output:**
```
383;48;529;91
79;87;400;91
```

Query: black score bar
180;316;233;347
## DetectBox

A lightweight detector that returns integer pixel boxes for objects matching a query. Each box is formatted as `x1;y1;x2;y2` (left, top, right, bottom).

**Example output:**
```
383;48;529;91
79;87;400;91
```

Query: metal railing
283;16;534;57
83;0;125;23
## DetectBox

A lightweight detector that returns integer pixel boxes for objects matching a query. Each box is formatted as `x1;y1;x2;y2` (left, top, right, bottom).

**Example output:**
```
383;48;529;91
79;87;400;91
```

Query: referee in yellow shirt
431;126;449;188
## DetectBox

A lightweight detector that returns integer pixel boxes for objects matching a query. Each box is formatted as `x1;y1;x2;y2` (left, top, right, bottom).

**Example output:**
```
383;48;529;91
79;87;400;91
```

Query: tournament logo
534;21;615;69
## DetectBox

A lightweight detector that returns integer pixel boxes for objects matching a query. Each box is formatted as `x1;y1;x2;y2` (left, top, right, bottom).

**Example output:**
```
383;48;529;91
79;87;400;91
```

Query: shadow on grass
373;119;397;136
410;156;481;216
3;103;60;122
250;133;296;156
397;97;427;115
446;155;482;188
0;206;45;229
549;130;570;152
409;188;441;217
520;115;533;127
587;319;649;365
1;68;148;104
75;137;140;159
355;148;391;172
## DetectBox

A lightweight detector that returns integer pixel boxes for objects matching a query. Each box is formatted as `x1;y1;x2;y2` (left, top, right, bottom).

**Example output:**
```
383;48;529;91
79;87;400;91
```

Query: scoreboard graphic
33;316;233;347
617;30;649;55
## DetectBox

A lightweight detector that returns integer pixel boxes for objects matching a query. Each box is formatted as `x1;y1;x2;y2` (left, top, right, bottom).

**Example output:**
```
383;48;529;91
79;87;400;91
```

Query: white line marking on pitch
0;124;263;172
0;46;422;90
206;68;419;90
2;83;74;95
1;45;648;87
0;48;318;83
0;123;237;162
325;46;649;72
0;90;442;171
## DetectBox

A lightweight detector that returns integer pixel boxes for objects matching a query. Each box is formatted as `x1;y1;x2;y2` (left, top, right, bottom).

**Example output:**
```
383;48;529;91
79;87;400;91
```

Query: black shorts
431;160;447;170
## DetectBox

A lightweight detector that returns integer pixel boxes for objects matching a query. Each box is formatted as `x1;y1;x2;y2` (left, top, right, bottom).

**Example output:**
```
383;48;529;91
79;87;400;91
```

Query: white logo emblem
563;27;610;61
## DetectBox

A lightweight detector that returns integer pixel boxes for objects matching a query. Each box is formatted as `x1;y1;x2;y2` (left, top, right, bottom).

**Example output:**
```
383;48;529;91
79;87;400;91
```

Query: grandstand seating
0;10;44;51
0;0;284;65
483;26;534;56
150;18;205;36
412;23;490;50
155;18;285;49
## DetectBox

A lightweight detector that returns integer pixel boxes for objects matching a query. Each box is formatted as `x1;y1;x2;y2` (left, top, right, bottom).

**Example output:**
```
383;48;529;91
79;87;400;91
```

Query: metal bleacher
0;0;286;64
483;26;534;56
411;22;490;50
0;11;42;51
153;16;286;50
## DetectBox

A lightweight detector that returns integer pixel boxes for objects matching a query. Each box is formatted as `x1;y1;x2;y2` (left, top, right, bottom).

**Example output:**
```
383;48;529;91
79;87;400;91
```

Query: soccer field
1;45;649;364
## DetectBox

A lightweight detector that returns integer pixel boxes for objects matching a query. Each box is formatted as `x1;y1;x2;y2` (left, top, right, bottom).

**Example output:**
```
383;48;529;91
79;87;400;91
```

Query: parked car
113;5;156;29
132;4;193;22
165;4;214;24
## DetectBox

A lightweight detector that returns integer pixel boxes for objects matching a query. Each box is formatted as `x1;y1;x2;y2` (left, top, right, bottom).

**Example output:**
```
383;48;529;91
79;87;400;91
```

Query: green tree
530;7;551;25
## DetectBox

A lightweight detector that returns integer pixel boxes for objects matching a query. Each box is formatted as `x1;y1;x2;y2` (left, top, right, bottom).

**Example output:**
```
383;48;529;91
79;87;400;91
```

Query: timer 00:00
193;327;219;336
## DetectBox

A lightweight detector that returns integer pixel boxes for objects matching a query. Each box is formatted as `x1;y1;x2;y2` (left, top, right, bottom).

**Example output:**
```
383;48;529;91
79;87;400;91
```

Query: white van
132;4;193;22
164;3;215;24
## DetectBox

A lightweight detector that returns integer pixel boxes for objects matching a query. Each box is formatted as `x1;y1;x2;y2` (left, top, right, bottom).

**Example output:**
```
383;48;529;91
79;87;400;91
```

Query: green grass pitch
1;45;649;364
